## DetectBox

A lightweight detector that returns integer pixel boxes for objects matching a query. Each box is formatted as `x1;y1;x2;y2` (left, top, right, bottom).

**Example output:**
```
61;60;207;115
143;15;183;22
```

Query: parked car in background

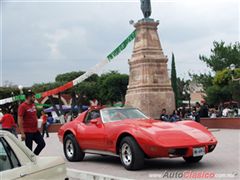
58;106;217;170
0;130;67;179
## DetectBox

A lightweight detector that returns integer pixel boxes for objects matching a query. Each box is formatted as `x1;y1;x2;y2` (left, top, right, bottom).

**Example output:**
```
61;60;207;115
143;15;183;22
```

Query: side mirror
90;119;98;124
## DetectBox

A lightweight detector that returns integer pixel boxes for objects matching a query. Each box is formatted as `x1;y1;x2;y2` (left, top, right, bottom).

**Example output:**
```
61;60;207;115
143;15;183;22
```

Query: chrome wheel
65;139;74;158
121;143;132;166
63;134;85;162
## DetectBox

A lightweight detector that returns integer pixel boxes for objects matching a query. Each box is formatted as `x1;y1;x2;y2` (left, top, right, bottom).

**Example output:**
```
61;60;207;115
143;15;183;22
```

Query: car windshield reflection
101;108;148;123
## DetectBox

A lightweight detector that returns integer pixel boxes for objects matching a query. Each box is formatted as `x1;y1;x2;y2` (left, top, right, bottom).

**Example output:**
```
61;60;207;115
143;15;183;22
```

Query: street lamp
230;64;235;71
186;90;191;108
18;85;23;94
183;90;191;108
17;85;24;103
229;64;240;82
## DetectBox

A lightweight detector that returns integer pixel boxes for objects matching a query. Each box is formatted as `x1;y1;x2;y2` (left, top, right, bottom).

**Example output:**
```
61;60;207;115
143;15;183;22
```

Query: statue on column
140;0;151;18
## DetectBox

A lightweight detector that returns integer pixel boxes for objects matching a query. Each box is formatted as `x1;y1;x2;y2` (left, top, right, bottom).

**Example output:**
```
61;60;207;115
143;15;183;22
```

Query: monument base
126;90;175;119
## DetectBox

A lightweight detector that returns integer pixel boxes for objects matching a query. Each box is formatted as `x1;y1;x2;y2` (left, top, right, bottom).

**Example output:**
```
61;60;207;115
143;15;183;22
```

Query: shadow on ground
80;154;216;170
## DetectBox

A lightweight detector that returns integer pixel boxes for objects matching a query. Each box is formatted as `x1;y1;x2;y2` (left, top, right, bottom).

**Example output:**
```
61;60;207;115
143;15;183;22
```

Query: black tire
119;136;144;170
183;156;203;163
63;134;85;162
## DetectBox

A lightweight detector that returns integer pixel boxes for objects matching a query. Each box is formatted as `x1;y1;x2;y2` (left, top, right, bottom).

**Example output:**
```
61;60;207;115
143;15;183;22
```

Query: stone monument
125;0;175;118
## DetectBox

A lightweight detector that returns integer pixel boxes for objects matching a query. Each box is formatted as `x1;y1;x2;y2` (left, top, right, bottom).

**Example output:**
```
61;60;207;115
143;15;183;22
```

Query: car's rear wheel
183;156;203;163
119;136;144;170
63;134;85;162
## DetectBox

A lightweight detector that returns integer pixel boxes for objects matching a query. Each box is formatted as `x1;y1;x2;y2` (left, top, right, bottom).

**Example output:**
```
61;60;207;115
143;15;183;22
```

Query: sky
1;0;239;87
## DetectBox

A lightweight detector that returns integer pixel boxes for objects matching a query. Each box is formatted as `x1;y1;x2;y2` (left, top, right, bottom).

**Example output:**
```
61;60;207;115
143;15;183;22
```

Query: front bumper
142;142;217;158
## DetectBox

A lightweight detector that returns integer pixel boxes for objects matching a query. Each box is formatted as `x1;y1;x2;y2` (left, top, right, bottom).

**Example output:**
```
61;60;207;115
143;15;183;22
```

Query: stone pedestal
125;19;175;119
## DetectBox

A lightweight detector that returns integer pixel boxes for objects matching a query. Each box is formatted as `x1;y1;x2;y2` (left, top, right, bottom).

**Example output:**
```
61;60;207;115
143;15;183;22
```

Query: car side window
0;139;12;171
0;137;21;172
84;110;100;124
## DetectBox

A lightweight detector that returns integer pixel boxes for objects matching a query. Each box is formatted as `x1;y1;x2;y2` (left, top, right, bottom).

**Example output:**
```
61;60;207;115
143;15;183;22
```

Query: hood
35;156;66;170
120;119;214;147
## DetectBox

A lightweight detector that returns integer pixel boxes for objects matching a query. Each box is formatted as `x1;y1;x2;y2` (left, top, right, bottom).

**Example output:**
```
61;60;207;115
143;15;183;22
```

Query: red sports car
58;107;217;170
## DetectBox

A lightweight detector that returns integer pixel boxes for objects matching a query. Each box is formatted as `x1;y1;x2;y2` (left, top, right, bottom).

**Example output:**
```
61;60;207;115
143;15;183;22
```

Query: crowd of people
159;101;240;123
159;102;205;123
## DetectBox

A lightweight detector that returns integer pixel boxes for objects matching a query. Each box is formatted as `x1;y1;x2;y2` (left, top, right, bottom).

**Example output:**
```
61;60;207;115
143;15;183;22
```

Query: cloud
1;0;239;86
45;29;70;59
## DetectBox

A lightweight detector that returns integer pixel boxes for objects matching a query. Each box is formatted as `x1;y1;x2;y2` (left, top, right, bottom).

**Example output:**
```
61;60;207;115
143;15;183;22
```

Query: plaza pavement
38;129;240;180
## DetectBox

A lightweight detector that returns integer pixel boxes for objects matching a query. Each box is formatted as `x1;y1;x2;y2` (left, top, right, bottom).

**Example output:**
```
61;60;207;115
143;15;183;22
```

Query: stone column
125;19;175;119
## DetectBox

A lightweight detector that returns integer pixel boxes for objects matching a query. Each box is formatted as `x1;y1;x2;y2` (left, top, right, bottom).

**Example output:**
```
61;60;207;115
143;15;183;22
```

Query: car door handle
20;173;28;177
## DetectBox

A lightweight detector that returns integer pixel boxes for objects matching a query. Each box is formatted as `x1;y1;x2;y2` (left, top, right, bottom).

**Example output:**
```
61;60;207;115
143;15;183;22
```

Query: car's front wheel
63;134;85;162
183;156;203;163
119;136;144;170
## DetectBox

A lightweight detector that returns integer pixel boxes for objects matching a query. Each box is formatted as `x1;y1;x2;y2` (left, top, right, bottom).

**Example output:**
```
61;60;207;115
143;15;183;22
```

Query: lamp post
187;90;191;108
183;90;191;108
17;85;24;104
18;85;23;94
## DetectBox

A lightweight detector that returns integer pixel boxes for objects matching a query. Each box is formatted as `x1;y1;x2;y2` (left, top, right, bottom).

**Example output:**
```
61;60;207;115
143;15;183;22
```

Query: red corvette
58;107;217;170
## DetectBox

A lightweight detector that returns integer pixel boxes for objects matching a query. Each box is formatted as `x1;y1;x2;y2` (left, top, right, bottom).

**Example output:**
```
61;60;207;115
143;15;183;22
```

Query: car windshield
101;108;148;123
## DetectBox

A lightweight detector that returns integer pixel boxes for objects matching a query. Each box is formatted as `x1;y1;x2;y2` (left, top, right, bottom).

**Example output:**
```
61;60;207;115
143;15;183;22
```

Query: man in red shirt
18;91;45;155
0;109;17;137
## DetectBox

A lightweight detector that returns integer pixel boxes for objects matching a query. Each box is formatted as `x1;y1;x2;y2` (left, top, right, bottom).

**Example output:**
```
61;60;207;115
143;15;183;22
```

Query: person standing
18;91;45;155
194;102;201;123
0;109;17;137
41;111;49;138
200;101;209;118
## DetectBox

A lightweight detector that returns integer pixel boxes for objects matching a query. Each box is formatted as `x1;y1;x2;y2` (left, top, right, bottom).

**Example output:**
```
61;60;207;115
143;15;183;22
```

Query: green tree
177;78;190;105
190;41;240;106
32;82;64;93
55;71;85;82
204;68;240;106
199;41;240;72
213;68;240;86
205;85;230;105
55;71;99;83
74;81;98;101
98;71;129;105
0;87;19;99
189;73;213;91
190;41;240;90
1;70;130;109
171;53;178;108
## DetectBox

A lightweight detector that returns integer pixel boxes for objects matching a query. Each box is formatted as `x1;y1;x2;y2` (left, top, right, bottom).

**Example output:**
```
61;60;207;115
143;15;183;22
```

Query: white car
0;130;67;179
